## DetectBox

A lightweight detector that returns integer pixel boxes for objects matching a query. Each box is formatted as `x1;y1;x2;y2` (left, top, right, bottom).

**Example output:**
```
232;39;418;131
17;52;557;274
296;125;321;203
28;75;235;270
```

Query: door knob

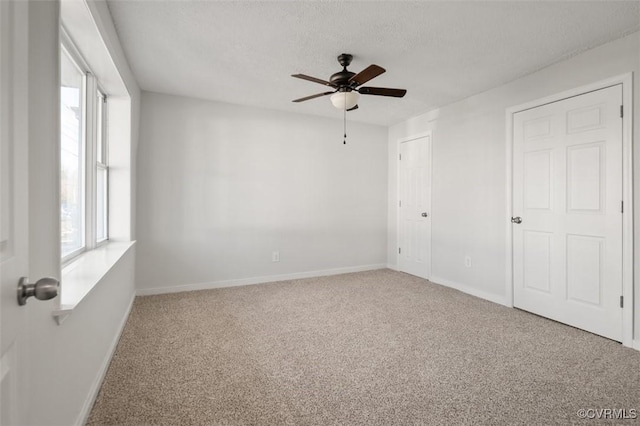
17;277;59;306
511;217;522;224
421;212;428;217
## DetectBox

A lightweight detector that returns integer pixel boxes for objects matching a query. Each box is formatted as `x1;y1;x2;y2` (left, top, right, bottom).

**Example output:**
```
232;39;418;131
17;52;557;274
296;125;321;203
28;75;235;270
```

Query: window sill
53;241;135;324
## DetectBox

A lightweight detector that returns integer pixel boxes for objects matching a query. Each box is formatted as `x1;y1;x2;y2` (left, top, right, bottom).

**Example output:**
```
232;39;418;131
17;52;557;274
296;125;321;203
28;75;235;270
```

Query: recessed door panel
523;231;552;293
524;116;552;140
567;104;604;134
567;235;603;306
567;143;604;213
524;150;552;210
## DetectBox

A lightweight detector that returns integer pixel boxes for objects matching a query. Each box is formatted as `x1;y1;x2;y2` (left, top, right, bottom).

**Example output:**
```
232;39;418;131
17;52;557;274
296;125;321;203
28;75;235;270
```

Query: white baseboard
77;291;136;426
429;275;509;307
386;263;399;271
137;264;389;296
633;339;640;352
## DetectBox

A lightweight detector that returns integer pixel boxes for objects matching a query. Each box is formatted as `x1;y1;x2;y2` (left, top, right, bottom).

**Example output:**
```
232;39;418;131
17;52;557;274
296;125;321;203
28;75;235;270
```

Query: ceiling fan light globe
330;91;360;110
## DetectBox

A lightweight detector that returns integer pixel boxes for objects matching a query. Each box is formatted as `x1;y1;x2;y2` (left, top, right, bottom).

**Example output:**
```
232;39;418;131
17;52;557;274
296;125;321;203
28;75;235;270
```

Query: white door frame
505;73;634;348
396;131;433;278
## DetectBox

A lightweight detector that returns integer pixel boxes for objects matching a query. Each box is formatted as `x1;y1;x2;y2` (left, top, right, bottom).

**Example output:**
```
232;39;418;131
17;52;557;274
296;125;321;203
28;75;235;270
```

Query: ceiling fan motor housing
330;70;356;88
331;53;356;88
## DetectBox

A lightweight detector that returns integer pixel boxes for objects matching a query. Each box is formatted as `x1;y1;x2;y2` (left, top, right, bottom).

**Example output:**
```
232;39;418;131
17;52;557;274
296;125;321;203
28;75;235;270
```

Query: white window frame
60;28;109;265
95;88;109;245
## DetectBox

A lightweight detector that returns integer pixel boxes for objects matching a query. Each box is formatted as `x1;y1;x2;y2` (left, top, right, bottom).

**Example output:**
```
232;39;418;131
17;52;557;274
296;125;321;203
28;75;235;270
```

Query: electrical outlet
464;256;472;268
272;251;280;262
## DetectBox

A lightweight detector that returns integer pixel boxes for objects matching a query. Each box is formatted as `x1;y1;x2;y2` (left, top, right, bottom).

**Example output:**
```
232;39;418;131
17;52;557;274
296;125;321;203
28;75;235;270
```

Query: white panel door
513;85;623;341
399;136;431;279
0;2;29;424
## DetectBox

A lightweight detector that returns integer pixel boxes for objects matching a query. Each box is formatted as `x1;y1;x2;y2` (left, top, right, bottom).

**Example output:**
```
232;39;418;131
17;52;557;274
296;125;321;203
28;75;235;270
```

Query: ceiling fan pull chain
343;96;347;145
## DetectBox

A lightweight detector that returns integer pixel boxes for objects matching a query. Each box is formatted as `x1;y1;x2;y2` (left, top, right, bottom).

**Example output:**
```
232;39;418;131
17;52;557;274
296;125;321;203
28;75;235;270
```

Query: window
60;46;86;259
60;35;109;263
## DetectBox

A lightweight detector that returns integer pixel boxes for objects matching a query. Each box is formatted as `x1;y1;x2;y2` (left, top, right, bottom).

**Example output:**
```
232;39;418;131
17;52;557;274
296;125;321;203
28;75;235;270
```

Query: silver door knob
17;277;59;306
421;212;428;217
511;217;522;224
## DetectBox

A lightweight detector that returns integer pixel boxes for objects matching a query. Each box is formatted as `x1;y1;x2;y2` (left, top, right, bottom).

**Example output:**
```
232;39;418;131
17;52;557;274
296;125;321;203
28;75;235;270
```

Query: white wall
25;1;140;424
136;92;388;293
387;32;640;339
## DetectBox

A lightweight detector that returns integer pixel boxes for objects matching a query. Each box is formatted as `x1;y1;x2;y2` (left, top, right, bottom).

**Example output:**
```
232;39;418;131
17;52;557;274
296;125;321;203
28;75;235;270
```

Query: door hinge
399;200;402;207
399;153;402;160
620;105;623;118
621;200;624;213
398;247;401;254
620;295;624;308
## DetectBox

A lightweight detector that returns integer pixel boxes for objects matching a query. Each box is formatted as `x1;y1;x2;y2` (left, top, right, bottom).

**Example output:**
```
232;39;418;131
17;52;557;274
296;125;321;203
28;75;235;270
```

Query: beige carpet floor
88;269;640;425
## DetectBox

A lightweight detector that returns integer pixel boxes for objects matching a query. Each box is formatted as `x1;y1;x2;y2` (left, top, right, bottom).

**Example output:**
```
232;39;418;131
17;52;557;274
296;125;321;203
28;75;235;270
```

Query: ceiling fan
291;53;407;111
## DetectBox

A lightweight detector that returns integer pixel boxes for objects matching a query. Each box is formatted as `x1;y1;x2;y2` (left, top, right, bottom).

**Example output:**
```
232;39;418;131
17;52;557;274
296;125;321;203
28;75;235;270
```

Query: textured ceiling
106;1;640;126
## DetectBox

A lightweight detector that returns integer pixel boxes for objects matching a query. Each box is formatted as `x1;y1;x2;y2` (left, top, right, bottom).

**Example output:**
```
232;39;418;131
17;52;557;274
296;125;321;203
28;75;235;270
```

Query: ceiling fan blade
347;105;358;112
358;87;407;98
292;91;334;103
348;65;385;87
291;74;337;87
